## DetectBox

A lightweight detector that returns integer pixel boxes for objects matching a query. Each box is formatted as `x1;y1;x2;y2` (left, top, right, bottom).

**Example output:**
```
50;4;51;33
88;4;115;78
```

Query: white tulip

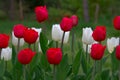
1;47;12;61
107;37;119;53
52;24;70;44
38;42;42;53
32;27;42;42
60;31;70;44
82;27;94;45
12;32;24;47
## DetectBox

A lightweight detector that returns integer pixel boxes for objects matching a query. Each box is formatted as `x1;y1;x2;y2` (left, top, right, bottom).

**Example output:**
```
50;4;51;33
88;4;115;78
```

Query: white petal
1;47;12;61
12;32;24;47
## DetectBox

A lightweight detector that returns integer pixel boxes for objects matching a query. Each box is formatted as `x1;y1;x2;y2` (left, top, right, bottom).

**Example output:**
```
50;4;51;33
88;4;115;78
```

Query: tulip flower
92;26;106;42
18;48;35;65
91;43;106;60
12;32;24;47
115;45;120;60
23;28;38;44
0;34;9;49
113;16;120;30
71;15;78;27
13;24;27;38
32;27;42;42
1;47;12;61
52;24;70;44
60;17;73;32
107;37;119;53
46;48;62;65
82;27;95;45
35;6;48;23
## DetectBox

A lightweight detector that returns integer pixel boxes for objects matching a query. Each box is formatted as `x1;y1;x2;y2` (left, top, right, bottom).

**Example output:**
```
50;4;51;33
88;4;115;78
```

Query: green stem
5;61;7;71
23;65;26;80
34;43;36;51
53;65;56;80
71;30;75;62
86;44;88;69
91;60;96;80
17;38;20;53
0;48;2;59
61;31;65;52
56;42;58;48
28;44;31;49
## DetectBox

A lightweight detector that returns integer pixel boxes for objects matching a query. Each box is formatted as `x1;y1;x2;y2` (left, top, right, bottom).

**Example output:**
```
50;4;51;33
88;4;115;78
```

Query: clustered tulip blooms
18;48;35;65
35;6;48;23
91;43;106;60
92;26;106;42
46;48;62;65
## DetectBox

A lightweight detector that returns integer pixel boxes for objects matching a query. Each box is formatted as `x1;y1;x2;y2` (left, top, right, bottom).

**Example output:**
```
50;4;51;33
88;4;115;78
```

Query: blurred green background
0;0;120;37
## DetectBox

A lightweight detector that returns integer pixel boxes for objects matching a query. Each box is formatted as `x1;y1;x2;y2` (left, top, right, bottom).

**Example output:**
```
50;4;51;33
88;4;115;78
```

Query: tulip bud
12;32;24;47
92;26;106;42
0;34;9;48
35;6;48;23
116;45;120;60
1;47;12;61
82;27;94;45
52;24;70;44
23;28;38;44
71;15;78;27
60;17;73;32
91;43;106;60
18;48;35;65
113;16;120;30
46;48;62;65
13;24;27;38
32;27;42;42
107;37;119;53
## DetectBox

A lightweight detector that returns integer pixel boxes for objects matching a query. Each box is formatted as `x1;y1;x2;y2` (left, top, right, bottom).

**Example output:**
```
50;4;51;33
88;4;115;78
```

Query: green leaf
40;54;51;72
4;71;12;80
12;45;17;64
0;59;5;77
72;50;81;74
56;54;71;80
40;32;48;54
101;69;110;80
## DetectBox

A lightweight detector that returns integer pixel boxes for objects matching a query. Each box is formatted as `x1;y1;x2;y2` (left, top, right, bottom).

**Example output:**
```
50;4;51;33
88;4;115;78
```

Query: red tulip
92;26;106;42
60;17;73;32
113;16;120;30
46;48;62;65
71;15;78;27
18;48;35;65
91;43;106;60
23;29;38;44
35;6;48;23
116;45;120;60
13;24;27;38
0;34;9;48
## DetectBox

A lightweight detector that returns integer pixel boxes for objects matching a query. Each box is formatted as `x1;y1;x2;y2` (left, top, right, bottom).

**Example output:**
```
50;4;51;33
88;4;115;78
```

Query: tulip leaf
101;69;110;80
40;54;51;72
56;54;71;80
40;32;48;54
71;74;86;80
72;50;81;75
0;59;5;77
12;45;17;64
4;70;13;80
